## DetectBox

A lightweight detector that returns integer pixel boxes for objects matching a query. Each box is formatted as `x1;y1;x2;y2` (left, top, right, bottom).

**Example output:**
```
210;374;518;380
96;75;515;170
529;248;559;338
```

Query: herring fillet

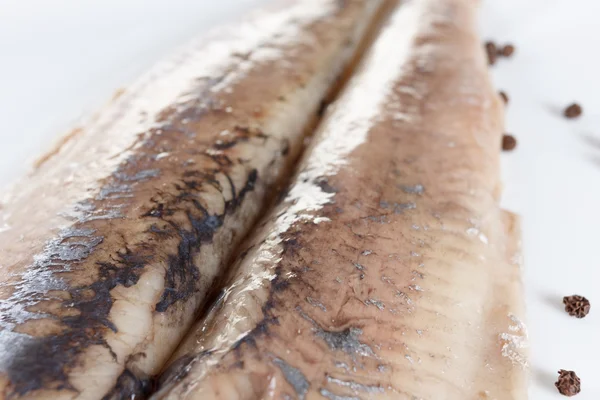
0;1;384;398
154;0;528;399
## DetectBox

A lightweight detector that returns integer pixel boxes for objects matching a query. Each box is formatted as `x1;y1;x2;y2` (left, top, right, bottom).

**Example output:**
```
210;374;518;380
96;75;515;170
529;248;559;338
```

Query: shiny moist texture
154;0;527;399
0;0;384;398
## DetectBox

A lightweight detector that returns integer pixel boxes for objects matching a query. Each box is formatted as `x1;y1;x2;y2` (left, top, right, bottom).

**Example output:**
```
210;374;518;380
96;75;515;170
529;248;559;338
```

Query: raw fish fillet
155;0;528;399
0;1;384;398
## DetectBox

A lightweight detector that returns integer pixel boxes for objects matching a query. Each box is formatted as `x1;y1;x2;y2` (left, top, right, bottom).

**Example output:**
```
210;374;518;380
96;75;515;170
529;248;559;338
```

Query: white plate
1;1;599;398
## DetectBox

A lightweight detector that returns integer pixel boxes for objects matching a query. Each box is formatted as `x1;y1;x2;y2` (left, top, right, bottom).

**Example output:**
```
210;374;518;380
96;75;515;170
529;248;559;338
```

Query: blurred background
1;0;599;398
0;0;264;184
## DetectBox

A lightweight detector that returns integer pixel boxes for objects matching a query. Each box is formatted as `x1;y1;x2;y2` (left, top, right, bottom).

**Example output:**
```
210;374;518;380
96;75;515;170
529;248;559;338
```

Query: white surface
0;0;598;398
482;0;600;398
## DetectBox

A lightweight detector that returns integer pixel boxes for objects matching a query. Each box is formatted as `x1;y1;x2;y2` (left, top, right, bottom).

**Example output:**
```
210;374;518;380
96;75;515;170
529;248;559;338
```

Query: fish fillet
154;0;528;399
0;1;385;398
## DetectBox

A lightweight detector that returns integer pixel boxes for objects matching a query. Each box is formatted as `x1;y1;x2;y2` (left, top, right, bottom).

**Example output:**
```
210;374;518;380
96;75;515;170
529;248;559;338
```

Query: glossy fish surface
155;0;527;399
0;1;384;398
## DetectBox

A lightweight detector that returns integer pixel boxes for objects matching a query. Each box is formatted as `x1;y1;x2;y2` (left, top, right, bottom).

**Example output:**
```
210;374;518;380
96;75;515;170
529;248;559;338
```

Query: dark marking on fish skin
319;388;360;400
234;125;268;140
101;369;153;400
317;179;337;193
213;140;239;150
144;167;257;313
170;259;302;393
273;358;310;400
393;202;416;214
276;185;291;204
326;375;384;393
96;184;133;201
366;215;388;224
228;264;290;355
157;352;209;389
206;152;234;167
281;139;290;156
222;171;237;202
233;334;257;354
2;110;263;397
232;314;278;355
154;214;222;313
317;100;329;117
148;223;173;237
296;307;376;360
4;245;150;397
115;169;160;182
316;327;376;358
3;335;78;397
227;169;258;212
142;202;172;219
271;273;291;294
213;126;268;151
238;244;255;260
282;236;302;258
399;184;424;195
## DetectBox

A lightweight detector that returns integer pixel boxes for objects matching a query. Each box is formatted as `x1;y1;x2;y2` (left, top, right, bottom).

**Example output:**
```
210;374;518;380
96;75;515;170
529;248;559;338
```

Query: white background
0;0;599;398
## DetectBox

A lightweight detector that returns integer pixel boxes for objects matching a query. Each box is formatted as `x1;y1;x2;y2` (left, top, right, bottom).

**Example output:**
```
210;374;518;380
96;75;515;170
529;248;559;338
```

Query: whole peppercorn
502;134;517;151
485;41;497;65
555;370;581;397
564;103;582;119
499;91;509;104
563;295;590;318
500;44;515;57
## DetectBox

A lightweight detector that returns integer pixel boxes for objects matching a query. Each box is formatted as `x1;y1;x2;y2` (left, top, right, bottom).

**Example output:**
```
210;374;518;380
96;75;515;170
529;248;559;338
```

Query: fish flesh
0;1;385;398
154;0;527;399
